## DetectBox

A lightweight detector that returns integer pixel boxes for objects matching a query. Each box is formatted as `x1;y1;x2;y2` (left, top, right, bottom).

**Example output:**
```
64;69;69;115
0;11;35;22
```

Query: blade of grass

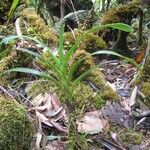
67;56;89;83
8;0;20;20
92;50;139;69
64;23;134;65
58;26;65;66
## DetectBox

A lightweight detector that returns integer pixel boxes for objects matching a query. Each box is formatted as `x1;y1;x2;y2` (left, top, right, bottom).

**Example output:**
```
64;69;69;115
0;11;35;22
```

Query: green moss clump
69;49;95;77
73;83;105;111
140;82;150;108
108;126;144;147
20;8;58;45
0;51;17;72
141;82;150;97
119;129;144;145
137;56;150;108
140;57;150;82
64;30;107;53
25;80;54;99
0;96;33;150
101;0;141;24
88;68;118;101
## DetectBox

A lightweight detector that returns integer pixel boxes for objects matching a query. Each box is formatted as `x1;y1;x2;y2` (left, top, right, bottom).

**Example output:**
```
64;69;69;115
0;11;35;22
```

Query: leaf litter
27;59;150;149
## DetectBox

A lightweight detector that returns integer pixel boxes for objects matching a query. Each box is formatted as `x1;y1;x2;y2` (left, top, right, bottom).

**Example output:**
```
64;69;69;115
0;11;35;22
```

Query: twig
0;84;14;99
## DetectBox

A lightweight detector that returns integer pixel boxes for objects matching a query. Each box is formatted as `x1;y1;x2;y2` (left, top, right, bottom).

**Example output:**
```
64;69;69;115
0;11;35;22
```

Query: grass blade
64;23;134;65
92;50;139;69
8;0;20;19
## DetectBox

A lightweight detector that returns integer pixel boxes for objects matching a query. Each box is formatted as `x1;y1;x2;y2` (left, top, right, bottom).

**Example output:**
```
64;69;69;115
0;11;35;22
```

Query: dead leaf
76;111;109;134
32;93;50;107
51;93;62;111
129;86;138;107
51;121;68;133
35;131;43;149
36;111;53;127
45;141;65;150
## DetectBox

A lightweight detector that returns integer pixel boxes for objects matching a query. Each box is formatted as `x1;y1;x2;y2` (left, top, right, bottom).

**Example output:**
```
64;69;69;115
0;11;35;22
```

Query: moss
20;8;58;45
73;83;105;111
68;127;89;150
88;68;118;101
0;96;33;150
69;49;95;78
25;80;53;99
101;0;141;24
140;82;150;108
119;129;144;145
140;56;150;82
107;126;144;148
0;51;17;72
64;30;107;53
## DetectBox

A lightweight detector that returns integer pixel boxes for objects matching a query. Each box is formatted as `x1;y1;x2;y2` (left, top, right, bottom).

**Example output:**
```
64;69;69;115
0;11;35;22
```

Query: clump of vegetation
140;56;150;82
0;96;33;150
20;8;58;45
64;30;106;53
140;82;150;108
137;56;150;108
101;0;141;24
101;0;141;57
88;68;118;101
119;129;144;146
108;126;144;147
69;49;95;77
0;51;17;72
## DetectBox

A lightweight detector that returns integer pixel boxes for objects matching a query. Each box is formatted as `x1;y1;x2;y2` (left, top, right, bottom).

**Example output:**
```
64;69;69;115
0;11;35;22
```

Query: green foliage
64;30;107;53
101;0;141;24
0;23;135;103
0;96;33;150
119;129;144;145
20;8;58;45
8;0;20;20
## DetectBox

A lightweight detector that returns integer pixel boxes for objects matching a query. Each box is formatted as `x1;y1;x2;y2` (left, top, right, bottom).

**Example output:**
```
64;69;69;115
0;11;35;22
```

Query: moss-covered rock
88;68;118;101
101;0;141;57
69;49;95;78
138;56;150;108
64;30;107;53
0;96;33;150
101;0;141;24
20;8;58;45
140;82;150;108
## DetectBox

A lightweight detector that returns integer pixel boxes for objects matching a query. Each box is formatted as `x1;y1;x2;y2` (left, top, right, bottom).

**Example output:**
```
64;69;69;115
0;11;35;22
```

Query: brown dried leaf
35;131;42;149
76;111;109;134
51;121;68;133
45;141;65;150
51;93;62;111
36;111;53;127
32;93;50;107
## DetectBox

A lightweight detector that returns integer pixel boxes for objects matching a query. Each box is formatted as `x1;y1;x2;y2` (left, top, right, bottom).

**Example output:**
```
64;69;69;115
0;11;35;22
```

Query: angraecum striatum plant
0;23;138;149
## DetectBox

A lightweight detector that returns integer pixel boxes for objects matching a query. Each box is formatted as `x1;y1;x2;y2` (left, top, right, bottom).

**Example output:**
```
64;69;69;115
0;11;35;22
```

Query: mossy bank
0;96;33;150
